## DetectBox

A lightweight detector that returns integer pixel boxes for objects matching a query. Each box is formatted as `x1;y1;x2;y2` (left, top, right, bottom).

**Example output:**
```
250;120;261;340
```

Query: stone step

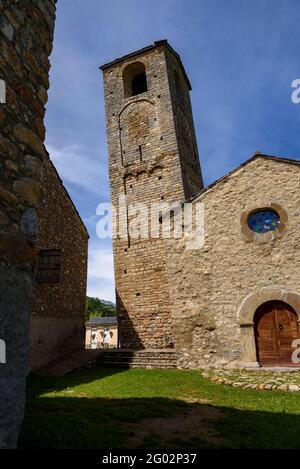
100;351;176;357
99;357;177;364
101;349;176;354
97;349;178;369
100;352;177;359
101;353;176;357
99;361;177;369
100;357;177;363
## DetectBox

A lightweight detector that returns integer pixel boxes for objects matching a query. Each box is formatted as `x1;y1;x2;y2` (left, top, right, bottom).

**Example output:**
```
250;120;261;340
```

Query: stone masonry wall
29;154;88;371
102;42;203;348
0;0;56;448
165;51;203;199
164;157;300;369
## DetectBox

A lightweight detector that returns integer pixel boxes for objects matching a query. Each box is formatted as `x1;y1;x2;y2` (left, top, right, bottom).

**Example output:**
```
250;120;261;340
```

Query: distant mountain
85;296;116;322
100;299;116;307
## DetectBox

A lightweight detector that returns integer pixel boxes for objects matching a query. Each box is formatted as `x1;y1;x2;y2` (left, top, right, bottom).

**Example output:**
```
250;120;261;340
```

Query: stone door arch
238;288;300;366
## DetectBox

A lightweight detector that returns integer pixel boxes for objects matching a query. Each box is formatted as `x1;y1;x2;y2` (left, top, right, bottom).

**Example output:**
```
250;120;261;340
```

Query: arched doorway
254;301;300;366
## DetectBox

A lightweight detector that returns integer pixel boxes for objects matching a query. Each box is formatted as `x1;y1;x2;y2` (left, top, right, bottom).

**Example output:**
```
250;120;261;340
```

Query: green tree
85;297;116;322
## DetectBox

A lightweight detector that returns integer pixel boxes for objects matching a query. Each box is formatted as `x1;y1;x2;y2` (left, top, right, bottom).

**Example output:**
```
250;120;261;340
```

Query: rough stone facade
164;156;300;369
101;41;203;348
29;153;88;371
0;0;56;448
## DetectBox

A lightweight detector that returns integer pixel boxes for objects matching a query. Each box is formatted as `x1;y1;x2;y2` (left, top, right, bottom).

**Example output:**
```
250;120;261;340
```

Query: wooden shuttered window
36;249;61;284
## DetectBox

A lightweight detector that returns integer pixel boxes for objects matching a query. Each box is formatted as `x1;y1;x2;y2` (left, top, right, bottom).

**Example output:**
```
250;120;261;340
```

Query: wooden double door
254;301;300;366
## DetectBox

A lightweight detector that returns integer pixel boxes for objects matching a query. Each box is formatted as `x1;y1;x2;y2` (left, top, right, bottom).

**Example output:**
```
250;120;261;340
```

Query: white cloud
87;284;116;303
87;244;116;302
46;142;102;194
88;245;114;281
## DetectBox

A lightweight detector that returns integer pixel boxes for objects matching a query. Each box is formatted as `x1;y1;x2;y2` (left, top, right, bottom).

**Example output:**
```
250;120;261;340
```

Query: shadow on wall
29;318;85;372
19;367;300;449
116;290;144;349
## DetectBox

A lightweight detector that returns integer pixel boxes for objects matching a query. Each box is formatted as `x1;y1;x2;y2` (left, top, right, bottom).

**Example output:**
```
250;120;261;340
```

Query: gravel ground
202;369;300;392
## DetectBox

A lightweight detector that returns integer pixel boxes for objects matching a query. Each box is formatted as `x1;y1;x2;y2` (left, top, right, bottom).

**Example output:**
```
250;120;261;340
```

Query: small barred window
36;249;61;284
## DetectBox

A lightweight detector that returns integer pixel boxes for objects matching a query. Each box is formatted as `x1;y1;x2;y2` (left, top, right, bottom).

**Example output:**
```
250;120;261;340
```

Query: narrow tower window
138;145;143;161
123;62;147;98
174;69;183;104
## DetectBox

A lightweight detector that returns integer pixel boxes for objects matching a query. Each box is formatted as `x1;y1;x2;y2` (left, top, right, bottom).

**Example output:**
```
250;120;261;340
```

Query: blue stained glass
247;210;280;233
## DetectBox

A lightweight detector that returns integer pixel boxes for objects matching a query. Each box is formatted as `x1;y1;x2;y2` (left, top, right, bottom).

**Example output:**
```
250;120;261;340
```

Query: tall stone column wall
0;0;56;448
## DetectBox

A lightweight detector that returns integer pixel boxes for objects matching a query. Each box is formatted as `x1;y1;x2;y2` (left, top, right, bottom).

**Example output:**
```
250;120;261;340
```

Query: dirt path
124;399;224;448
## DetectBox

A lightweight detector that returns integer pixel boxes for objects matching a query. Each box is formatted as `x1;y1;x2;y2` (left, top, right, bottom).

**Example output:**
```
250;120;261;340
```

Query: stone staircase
97;349;178;369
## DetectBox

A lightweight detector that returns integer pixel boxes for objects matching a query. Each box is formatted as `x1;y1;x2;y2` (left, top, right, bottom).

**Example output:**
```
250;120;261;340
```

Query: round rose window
247;209;280;233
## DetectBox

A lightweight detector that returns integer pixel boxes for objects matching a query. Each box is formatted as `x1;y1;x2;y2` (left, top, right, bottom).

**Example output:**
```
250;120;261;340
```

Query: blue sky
45;0;300;302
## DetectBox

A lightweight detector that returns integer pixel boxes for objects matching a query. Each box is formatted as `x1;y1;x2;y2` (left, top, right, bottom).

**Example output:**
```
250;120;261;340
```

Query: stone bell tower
101;40;203;349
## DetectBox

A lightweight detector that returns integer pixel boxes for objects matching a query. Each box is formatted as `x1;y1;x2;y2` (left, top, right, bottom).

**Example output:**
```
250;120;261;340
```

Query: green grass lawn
19;366;300;449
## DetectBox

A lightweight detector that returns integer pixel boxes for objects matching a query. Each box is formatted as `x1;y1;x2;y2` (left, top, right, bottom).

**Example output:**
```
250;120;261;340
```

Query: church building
101;40;300;368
